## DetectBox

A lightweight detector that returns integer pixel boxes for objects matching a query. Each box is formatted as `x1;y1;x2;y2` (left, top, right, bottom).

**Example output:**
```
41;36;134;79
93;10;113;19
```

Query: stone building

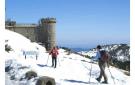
5;18;56;51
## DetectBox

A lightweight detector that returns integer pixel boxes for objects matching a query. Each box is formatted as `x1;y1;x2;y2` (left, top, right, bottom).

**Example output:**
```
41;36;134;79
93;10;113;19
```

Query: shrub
5;44;12;52
85;55;90;59
5;66;13;72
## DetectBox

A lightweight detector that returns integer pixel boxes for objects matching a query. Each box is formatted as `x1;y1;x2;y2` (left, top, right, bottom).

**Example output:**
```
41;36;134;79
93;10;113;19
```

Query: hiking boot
96;78;101;82
101;81;108;84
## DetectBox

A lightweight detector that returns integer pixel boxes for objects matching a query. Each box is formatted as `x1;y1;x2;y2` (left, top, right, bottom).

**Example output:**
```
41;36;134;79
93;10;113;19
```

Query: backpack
100;50;109;62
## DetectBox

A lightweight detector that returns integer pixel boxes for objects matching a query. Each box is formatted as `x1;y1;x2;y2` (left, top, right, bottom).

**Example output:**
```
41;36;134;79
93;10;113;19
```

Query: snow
4;30;130;85
78;51;97;58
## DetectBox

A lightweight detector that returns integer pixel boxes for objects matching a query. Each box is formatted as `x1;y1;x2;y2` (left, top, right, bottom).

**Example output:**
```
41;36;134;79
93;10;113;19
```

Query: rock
36;76;55;85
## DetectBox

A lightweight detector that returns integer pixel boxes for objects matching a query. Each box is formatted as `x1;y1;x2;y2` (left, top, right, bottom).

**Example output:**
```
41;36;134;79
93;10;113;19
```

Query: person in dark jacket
49;46;59;68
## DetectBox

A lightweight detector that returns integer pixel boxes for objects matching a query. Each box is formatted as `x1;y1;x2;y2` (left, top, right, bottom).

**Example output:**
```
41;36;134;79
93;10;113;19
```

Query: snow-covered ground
4;29;130;85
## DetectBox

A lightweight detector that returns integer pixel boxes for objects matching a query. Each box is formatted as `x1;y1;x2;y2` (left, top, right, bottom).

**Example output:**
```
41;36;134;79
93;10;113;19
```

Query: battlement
41;18;56;23
15;23;37;27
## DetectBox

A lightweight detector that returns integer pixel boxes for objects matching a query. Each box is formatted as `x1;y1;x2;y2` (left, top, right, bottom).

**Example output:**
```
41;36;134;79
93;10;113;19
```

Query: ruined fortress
5;18;56;51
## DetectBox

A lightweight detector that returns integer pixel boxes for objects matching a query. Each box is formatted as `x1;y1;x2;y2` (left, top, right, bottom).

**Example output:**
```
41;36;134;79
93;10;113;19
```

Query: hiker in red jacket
49;46;59;68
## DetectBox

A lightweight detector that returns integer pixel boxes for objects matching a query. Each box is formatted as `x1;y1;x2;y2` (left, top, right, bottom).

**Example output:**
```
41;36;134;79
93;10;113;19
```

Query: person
93;45;109;84
49;46;59;68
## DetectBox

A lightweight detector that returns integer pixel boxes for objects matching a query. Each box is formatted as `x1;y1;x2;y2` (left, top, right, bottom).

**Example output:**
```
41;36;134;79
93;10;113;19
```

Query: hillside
4;30;130;85
78;44;130;71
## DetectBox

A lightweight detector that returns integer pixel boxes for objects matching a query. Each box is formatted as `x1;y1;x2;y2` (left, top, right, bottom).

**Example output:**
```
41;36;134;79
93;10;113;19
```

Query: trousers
52;56;57;68
98;60;108;82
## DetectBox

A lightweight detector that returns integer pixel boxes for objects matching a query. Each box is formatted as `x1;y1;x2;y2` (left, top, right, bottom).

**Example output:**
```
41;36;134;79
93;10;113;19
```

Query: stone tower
40;18;56;51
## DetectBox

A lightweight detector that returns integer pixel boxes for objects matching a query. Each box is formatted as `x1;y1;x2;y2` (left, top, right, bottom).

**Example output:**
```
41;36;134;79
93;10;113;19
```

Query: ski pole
57;57;61;66
89;62;93;83
108;67;115;84
46;54;49;65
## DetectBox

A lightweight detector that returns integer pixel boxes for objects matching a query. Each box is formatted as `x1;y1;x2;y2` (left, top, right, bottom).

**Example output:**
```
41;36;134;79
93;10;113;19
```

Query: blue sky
6;0;130;48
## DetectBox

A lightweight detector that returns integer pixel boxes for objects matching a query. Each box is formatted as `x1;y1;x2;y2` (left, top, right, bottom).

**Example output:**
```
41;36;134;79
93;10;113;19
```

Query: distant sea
71;48;90;52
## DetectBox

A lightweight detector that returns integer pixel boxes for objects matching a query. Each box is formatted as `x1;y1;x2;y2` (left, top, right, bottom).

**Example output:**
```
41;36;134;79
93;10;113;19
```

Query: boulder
36;76;55;85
